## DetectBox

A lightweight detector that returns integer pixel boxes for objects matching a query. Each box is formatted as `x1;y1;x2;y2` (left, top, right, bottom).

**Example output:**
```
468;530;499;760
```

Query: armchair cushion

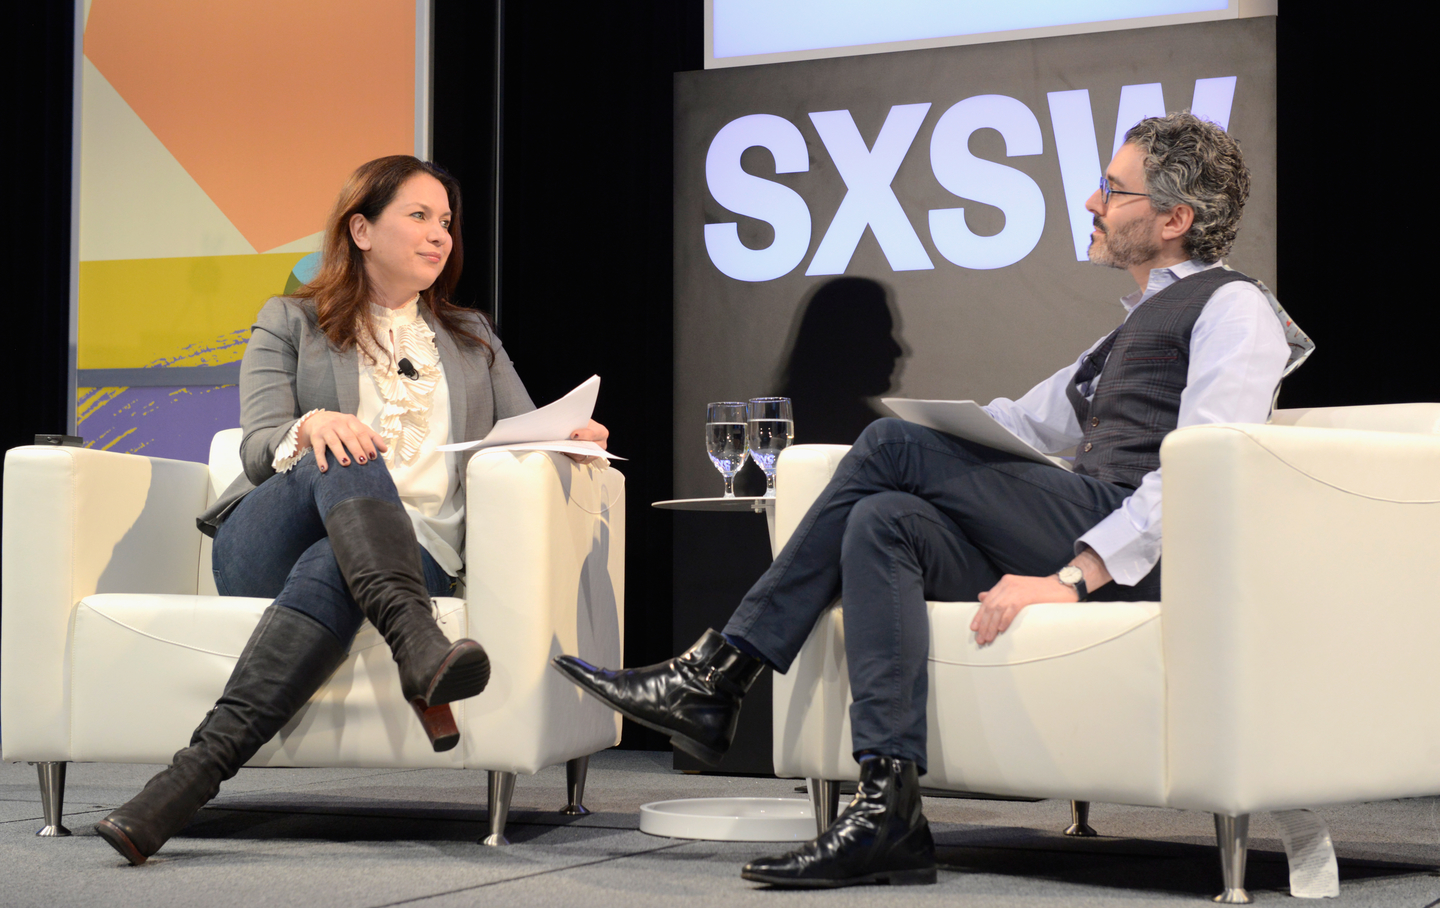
775;600;1165;804
68;593;470;768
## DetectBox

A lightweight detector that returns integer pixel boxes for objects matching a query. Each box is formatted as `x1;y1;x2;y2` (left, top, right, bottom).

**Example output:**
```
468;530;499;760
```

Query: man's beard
1087;215;1160;269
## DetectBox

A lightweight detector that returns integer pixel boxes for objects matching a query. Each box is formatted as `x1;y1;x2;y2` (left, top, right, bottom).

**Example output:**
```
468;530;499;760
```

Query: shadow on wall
735;276;909;495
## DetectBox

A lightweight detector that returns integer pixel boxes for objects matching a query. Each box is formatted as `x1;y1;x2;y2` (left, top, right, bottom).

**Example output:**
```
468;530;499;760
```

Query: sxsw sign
703;79;1237;282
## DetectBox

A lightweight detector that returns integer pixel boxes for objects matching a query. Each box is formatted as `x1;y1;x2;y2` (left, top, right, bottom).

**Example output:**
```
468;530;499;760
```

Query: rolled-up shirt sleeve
1077;280;1289;585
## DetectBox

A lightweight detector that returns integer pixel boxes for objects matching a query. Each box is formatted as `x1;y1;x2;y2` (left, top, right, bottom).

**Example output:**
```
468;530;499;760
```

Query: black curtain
1271;13;1431;406
6;2;76;456
432;1;703;748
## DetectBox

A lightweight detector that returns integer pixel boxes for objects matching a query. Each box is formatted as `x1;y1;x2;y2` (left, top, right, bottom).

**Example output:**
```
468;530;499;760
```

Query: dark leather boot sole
95;819;148;866
550;657;724;764
423;640;491;707
411;700;460;752
609;702;725;765
741;865;937;888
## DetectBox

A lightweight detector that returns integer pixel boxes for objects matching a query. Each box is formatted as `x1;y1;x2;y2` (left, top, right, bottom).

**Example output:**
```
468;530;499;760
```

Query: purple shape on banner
79;384;241;464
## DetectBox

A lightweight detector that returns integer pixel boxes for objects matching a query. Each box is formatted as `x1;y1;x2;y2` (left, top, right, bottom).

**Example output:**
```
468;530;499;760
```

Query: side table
638;496;817;841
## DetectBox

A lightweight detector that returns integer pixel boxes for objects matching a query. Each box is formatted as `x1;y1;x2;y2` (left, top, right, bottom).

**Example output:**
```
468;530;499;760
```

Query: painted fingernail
341;459;349;465
358;456;365;463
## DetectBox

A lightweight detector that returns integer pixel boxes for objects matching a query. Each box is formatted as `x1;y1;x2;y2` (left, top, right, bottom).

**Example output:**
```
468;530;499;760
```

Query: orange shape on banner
85;0;415;253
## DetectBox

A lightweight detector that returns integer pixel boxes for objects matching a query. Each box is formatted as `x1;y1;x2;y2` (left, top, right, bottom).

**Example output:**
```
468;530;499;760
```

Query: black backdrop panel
672;18;1277;774
674;17;1278;498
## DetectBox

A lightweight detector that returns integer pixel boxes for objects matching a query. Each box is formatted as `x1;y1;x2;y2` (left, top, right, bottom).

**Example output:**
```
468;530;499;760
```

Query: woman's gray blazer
197;296;536;536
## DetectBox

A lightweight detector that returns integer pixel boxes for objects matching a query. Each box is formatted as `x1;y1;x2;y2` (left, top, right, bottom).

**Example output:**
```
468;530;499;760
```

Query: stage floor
2;750;1435;906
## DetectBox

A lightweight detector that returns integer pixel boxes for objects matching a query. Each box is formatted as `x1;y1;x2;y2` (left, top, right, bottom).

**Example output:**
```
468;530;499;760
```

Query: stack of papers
880;398;1069;470
438;375;624;460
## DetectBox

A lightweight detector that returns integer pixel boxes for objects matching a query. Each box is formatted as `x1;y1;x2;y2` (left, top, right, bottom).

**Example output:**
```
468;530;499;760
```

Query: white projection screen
673;16;1277;500
707;0;1278;68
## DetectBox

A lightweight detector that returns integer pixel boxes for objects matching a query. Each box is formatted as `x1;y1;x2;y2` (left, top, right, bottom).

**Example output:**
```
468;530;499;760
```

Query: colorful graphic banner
76;0;424;462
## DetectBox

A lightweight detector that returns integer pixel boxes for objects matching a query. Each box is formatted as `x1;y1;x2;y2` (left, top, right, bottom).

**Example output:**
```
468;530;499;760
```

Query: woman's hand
566;419;609;464
298;410;388;472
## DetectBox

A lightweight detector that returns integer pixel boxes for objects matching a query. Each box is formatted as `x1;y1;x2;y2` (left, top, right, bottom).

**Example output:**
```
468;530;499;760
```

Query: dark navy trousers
722;418;1146;772
212;455;455;645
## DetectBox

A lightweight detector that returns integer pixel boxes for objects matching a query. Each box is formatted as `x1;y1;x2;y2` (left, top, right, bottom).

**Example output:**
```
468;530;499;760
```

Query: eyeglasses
1098;176;1151;205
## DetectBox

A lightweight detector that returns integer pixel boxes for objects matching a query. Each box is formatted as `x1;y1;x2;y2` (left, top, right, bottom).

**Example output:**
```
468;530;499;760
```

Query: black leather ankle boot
741;756;936;887
95;606;347;865
324;496;489;713
551;629;765;763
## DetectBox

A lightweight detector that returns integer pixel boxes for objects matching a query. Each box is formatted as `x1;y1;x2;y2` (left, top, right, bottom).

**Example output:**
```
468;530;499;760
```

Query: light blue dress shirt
982;259;1290;587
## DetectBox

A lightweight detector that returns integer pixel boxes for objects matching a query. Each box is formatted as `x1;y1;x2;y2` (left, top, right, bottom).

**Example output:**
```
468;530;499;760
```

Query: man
554;112;1303;887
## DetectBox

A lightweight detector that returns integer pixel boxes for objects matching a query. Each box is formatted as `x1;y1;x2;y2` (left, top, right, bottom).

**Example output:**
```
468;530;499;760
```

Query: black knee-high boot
323;497;490;718
95;606;347;865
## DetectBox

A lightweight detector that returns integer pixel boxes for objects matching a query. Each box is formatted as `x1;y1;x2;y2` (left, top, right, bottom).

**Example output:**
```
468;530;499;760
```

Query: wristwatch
1056;565;1088;601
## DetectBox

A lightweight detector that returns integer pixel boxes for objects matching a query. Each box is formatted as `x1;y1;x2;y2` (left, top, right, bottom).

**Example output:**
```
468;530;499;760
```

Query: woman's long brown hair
293;155;494;363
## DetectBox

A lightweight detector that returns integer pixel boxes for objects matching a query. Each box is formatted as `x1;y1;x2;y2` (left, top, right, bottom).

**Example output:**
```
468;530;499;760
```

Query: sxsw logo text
703;79;1237;281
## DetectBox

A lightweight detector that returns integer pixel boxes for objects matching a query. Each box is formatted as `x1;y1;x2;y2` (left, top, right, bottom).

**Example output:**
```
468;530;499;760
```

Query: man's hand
566;419;610;464
970;546;1113;645
971;574;1077;645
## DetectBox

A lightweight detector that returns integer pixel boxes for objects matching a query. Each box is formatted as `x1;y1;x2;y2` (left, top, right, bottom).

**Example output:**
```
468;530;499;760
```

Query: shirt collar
368;294;421;324
1119;259;1220;313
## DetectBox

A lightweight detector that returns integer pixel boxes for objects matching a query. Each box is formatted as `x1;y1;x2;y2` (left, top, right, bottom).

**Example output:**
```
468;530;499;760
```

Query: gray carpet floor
2;751;1437;907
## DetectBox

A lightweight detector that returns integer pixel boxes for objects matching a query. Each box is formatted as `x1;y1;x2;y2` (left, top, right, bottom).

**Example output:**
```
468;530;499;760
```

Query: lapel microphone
397;358;419;380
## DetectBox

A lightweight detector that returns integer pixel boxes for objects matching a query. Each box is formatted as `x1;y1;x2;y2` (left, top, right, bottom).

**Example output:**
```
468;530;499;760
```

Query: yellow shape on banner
78;252;308;369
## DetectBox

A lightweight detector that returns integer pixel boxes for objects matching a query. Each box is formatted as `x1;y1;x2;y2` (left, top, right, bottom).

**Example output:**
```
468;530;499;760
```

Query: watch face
1058;565;1084;585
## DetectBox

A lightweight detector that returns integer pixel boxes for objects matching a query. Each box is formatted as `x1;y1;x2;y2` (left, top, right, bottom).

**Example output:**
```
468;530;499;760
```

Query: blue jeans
212;455;456;645
722;418;1150;771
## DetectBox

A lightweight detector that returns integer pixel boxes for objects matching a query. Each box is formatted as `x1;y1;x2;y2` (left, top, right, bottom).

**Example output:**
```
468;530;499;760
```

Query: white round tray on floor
639;797;816;842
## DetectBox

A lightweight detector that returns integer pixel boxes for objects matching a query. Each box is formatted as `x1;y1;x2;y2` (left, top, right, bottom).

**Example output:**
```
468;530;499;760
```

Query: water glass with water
706;402;749;498
747;397;794;497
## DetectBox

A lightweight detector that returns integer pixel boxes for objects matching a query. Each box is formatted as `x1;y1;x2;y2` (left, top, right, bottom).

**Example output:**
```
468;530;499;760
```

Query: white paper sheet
470;440;623;461
880;398;1070;470
438;374;622;459
1271;809;1340;899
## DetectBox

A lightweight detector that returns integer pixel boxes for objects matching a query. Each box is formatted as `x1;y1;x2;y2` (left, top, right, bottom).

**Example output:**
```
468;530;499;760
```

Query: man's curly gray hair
1124;112;1249;264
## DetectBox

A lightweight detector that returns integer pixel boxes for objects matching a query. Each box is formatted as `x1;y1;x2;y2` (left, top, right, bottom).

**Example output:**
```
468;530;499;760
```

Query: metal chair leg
560;755;591;816
33;762;72;837
1213;813;1252;904
807;778;841;836
1064;799;1098;837
482;770;517;846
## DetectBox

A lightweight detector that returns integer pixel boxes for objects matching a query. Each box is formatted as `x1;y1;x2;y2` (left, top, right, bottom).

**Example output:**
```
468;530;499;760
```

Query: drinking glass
705;402;749;498
746;397;794;497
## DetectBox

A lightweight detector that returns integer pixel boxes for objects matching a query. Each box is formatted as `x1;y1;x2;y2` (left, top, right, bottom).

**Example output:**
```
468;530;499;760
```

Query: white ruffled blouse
271;296;466;576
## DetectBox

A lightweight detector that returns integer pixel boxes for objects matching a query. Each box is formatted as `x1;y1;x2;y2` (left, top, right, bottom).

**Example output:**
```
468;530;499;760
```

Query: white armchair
2;429;625;845
769;404;1440;902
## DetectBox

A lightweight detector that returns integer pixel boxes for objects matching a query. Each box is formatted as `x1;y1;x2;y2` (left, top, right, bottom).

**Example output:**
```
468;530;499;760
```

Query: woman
95;155;607;866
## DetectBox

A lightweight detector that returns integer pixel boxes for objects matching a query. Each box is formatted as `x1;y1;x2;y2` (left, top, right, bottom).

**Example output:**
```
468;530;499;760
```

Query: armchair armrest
459;451;626;773
1160;423;1440;813
2;446;211;761
774;445;851;550
1271;402;1440;433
